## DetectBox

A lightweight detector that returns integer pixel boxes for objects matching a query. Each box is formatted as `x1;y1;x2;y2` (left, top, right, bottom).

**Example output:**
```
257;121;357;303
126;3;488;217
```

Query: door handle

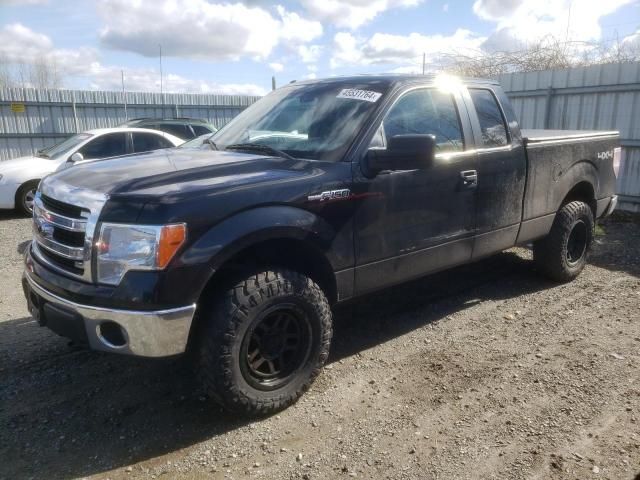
460;170;478;187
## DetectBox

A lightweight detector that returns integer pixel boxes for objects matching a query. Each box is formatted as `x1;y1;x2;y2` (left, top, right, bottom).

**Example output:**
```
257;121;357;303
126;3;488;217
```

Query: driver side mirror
365;134;436;176
69;152;84;164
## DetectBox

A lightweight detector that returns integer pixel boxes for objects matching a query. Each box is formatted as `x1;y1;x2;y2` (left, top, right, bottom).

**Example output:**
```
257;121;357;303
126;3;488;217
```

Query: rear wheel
533;201;594;282
16;180;39;216
197;269;332;416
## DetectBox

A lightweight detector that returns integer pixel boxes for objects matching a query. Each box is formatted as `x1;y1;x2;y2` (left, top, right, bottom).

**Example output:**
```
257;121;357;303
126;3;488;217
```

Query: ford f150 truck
22;75;620;415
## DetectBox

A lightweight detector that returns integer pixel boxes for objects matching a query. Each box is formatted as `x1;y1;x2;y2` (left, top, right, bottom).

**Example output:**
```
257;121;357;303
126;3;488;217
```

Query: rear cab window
468;89;509;148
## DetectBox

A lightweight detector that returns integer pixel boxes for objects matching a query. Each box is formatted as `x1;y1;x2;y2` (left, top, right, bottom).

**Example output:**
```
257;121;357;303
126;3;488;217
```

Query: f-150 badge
308;189;351;202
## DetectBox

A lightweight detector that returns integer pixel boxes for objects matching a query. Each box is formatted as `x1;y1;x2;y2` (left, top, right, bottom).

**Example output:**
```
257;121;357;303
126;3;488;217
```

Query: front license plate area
26;288;46;325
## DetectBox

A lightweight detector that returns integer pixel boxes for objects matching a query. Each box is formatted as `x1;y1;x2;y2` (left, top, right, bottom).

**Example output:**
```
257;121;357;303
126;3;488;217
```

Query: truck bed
517;128;619;245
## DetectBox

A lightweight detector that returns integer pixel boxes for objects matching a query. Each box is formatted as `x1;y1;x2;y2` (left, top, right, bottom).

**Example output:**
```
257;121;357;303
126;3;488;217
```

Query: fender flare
179;205;339;276
554;160;599;212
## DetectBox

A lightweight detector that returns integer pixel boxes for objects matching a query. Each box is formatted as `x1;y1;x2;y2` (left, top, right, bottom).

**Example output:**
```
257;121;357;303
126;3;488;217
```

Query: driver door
353;87;477;294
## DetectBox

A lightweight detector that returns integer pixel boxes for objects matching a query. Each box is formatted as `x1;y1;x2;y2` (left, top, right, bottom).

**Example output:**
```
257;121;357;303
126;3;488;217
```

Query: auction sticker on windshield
337;89;382;102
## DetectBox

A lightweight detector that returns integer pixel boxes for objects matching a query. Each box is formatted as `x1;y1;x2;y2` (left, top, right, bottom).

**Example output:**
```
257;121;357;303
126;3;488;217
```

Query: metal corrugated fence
498;62;640;212
0;87;260;161
3;66;640;210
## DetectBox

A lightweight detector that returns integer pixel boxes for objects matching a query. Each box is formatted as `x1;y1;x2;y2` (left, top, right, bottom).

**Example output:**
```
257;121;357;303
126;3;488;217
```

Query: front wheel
197;269;332;416
16;180;39;216
533;201;594;282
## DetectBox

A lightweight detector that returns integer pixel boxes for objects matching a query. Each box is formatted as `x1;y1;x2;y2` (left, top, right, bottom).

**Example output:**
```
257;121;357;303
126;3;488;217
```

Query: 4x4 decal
597;150;613;160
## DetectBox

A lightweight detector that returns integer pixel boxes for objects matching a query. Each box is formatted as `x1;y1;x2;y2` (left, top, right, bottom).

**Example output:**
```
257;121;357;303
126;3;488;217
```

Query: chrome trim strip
436;150;476;160
24;271;196;357
525;131;619;143
435;144;514;160
38;179;108;283
34;230;85;260
31;241;86;281
476;145;514;154
33;196;87;232
525;133;619;148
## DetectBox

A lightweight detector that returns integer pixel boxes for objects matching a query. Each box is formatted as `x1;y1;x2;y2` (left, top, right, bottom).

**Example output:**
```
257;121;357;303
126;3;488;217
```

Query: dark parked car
120;118;217;140
177;133;216;149
24;75;619;416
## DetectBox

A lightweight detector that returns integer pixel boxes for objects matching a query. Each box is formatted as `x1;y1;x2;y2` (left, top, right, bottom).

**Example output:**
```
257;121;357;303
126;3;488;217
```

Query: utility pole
72;91;79;133
121;70;128;120
272;76;276;91
422;53;426;75
159;44;164;113
565;0;572;43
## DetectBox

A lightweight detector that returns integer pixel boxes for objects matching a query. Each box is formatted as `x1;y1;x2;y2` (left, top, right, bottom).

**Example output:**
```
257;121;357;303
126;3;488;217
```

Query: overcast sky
1;0;639;95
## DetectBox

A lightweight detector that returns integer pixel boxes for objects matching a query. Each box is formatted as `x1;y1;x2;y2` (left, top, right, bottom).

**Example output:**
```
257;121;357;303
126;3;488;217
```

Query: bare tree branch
0;55;64;89
432;35;640;78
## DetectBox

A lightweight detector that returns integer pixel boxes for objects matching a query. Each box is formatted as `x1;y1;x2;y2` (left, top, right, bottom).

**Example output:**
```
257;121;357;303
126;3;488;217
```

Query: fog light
98;321;127;348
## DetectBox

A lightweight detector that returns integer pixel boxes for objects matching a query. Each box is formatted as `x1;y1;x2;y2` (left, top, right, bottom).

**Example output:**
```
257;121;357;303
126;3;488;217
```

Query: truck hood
45;148;320;199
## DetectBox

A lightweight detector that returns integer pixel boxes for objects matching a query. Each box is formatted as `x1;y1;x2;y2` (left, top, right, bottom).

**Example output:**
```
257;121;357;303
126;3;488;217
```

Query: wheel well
561;181;596;218
14;179;40;207
15;179;40;200
200;237;338;306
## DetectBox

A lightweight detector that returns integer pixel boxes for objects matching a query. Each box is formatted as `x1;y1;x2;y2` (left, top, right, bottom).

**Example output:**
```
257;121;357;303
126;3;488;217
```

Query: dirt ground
0;211;638;480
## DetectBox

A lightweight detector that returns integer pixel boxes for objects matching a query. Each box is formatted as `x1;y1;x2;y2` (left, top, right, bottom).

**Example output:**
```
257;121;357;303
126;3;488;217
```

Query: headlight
96;223;186;285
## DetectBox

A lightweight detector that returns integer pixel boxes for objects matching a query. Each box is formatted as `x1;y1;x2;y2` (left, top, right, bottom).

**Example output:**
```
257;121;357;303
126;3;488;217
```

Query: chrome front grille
33;193;88;277
32;178;107;283
40;194;87;219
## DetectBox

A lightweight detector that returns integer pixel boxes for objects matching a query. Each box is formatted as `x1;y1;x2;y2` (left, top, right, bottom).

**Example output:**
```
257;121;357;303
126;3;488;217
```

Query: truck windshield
212;83;388;162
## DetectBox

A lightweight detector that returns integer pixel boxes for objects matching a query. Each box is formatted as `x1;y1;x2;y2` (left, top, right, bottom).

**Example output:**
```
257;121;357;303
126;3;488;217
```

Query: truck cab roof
290;74;500;90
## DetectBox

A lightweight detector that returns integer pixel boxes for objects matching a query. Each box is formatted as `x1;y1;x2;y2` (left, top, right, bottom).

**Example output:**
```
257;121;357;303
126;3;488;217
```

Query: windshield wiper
205;136;218;150
36;150;50;158
225;143;295;160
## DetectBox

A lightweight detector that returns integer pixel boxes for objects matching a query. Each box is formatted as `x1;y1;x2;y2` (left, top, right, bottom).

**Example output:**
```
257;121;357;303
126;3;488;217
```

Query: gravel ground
1;211;639;480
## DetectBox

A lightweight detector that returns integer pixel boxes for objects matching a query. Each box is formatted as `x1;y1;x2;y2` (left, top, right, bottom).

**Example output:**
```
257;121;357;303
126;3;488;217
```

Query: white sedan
0;127;183;215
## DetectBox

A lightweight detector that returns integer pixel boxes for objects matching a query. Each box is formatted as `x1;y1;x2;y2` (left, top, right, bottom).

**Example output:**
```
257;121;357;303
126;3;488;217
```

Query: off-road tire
198;269;332;416
16;180;39;216
533;201;594;282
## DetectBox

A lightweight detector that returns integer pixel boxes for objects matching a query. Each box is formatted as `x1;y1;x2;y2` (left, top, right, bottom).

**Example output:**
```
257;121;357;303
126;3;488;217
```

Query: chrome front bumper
23;271;196;357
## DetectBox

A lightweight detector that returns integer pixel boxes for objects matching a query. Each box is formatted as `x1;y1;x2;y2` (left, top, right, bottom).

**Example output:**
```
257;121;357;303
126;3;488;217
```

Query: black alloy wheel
240;305;312;391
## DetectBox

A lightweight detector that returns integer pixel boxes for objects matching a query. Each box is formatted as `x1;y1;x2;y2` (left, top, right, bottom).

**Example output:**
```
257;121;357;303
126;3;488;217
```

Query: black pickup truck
23;75;620;415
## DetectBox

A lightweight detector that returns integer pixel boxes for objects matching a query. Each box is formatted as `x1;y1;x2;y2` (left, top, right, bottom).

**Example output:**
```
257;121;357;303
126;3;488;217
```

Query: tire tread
533;201;594;282
198;269;332;416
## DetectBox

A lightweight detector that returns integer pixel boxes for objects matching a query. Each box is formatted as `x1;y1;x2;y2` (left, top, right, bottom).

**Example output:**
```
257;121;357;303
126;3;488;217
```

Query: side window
132;132;174;153
191;125;212;136
156;123;192;139
378;89;464;153
469;89;509;147
79;133;127;159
